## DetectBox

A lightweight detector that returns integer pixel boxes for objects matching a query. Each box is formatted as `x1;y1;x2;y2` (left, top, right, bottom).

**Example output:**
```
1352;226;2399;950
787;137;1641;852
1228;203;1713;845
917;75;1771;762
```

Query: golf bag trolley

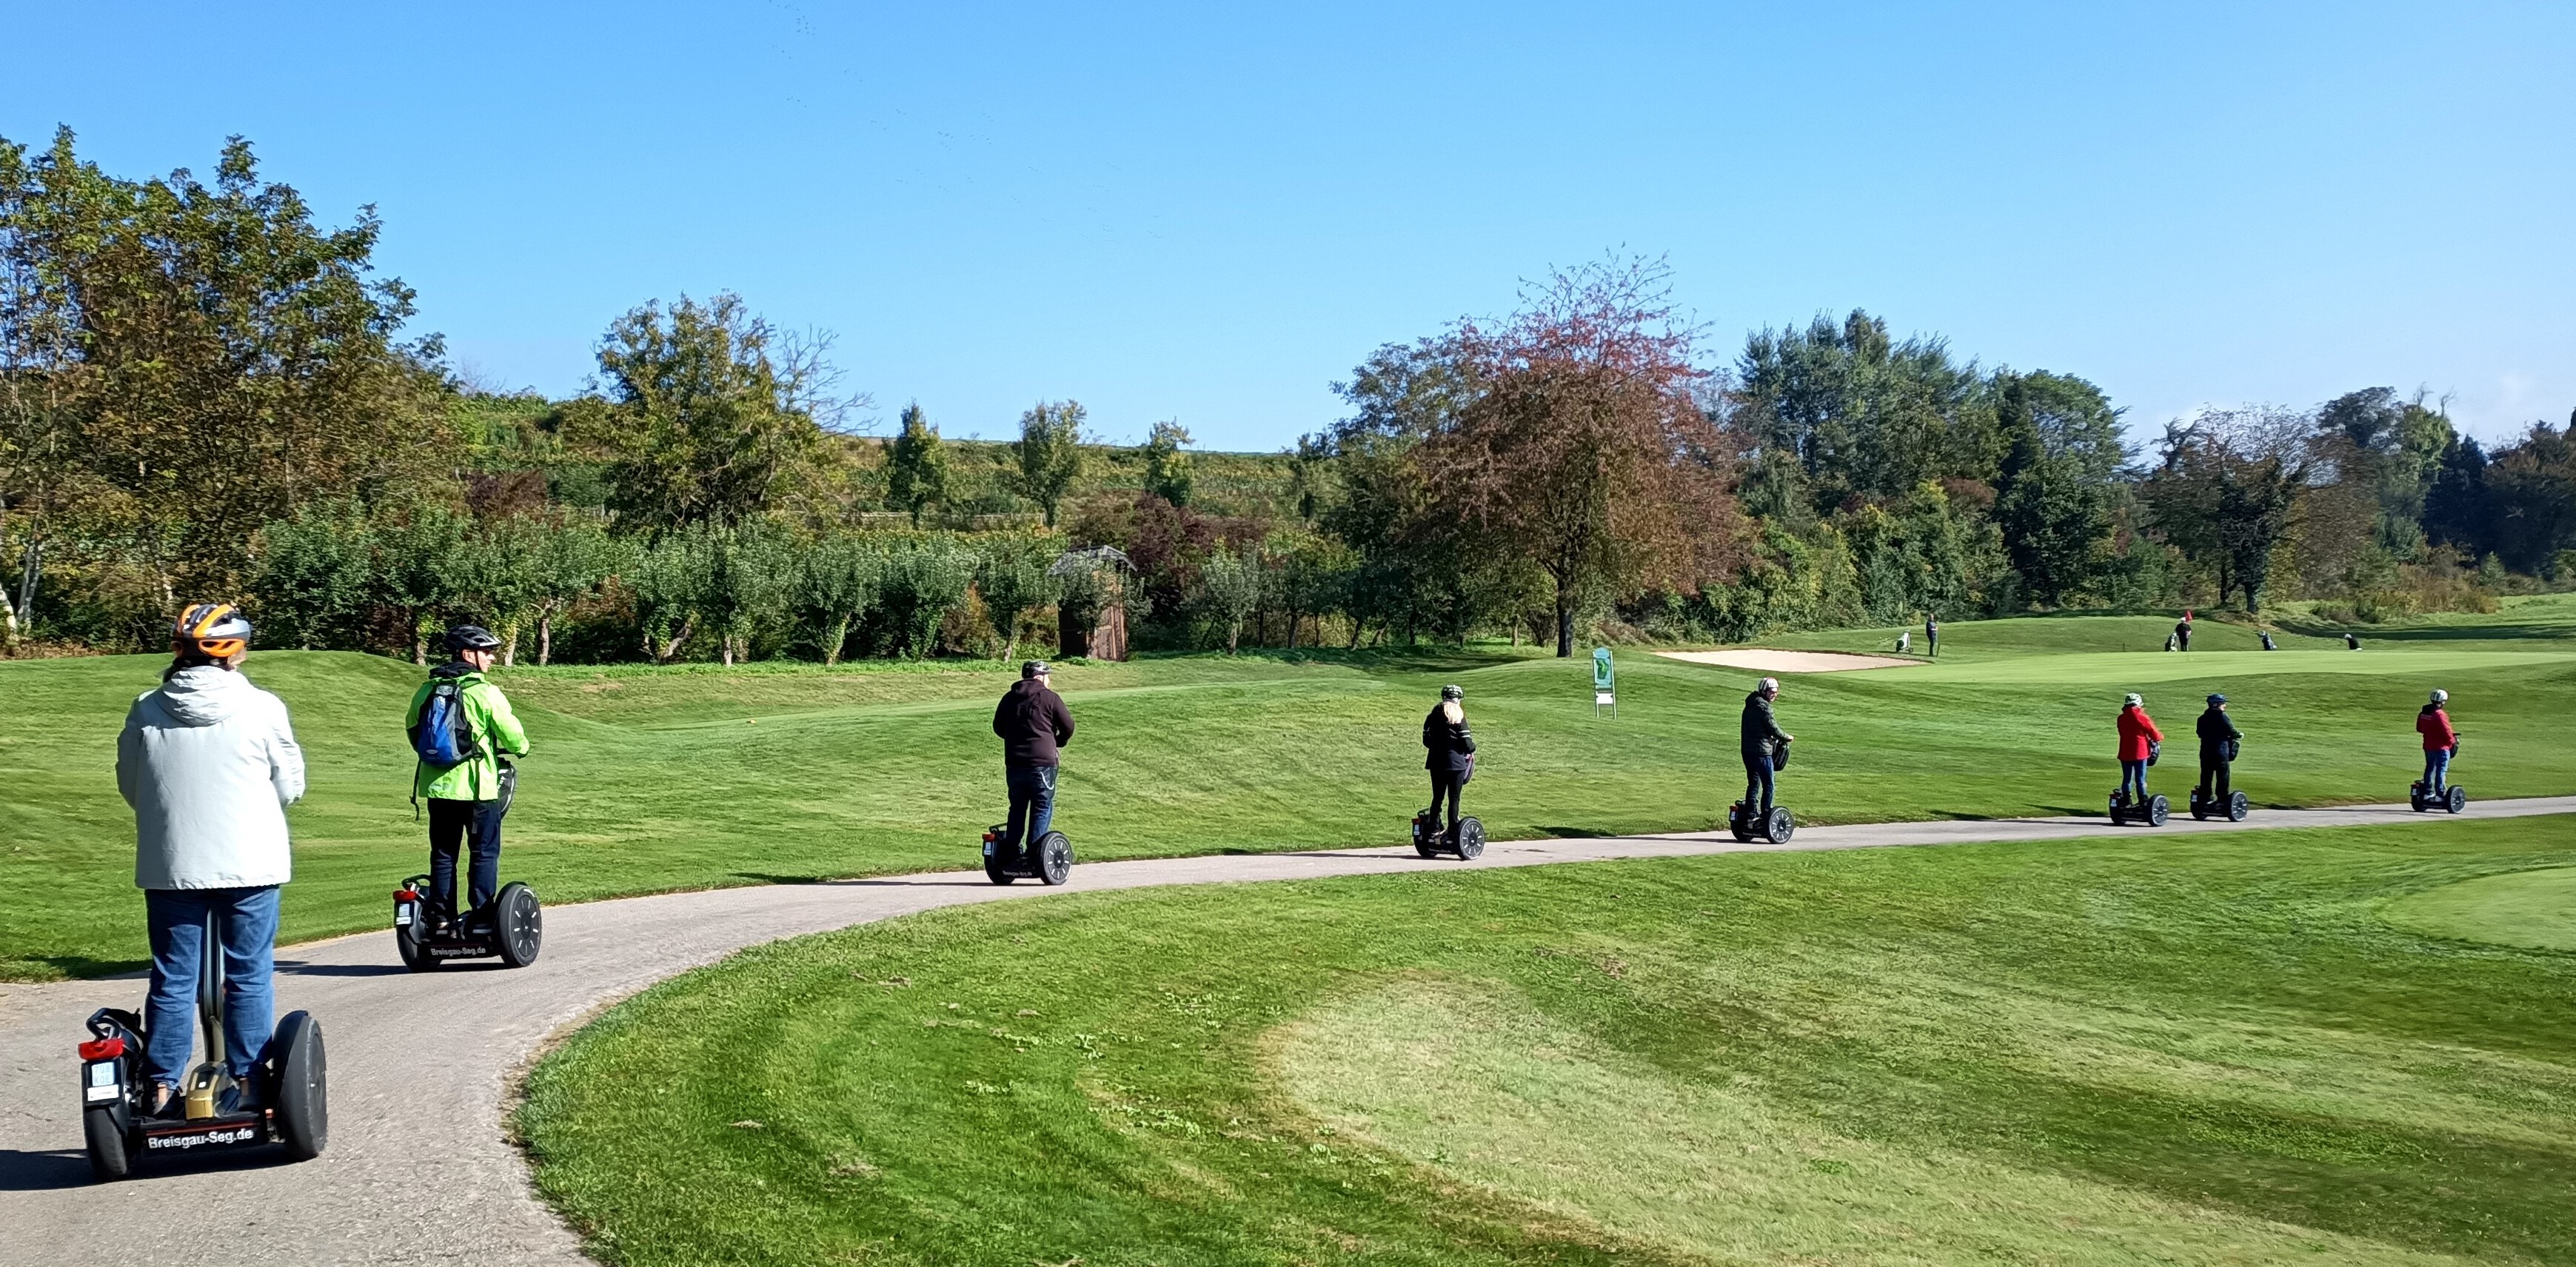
2411;743;2467;813
392;761;541;970
1727;738;1797;844
983;823;1073;885
76;913;328;1181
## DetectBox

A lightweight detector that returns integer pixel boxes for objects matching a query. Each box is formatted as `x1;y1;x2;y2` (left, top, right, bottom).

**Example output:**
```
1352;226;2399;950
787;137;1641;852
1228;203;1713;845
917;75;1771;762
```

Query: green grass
518;814;2576;1267
2385;866;2576;952
9;606;2575;979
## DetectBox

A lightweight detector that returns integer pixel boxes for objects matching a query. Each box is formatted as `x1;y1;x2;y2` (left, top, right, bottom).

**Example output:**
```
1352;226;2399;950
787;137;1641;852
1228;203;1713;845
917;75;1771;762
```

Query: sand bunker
1654;649;1921;673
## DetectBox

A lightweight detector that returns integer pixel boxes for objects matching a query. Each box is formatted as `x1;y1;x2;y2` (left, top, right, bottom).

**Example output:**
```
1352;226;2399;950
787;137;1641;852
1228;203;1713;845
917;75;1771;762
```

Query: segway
395;875;543;969
1727;738;1797;844
2189;786;2250;821
1411;809;1485;859
983;823;1073;884
78;912;327;1181
2108;788;2171;826
2409;778;2467;813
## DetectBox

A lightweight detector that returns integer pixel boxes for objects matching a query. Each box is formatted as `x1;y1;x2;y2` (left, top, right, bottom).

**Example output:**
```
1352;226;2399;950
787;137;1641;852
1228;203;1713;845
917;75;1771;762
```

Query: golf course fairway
518;814;2576;1266
7;600;2576;979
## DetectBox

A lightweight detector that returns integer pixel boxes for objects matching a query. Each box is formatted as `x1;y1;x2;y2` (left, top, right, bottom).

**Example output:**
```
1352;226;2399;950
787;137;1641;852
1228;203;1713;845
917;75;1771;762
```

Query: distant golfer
2117;692;2162;806
117;604;306;1116
2196;693;2241;807
1741;676;1792;818
2175;612;2192;652
1422;685;1476;840
994;660;1075;865
1924;615;1939;659
2418;689;2458;797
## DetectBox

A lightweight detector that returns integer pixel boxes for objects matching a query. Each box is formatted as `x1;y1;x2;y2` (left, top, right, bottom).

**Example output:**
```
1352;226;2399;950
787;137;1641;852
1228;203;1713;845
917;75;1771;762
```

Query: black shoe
142;1084;181;1120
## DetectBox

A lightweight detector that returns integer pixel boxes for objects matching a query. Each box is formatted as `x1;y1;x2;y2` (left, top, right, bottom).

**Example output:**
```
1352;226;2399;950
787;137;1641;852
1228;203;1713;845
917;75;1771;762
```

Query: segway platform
1726;800;1796;844
2109;790;2170;826
79;927;327;1180
395;875;543;970
1411;810;1485;860
2409;781;2467;814
2189;789;2250;821
983;824;1073;885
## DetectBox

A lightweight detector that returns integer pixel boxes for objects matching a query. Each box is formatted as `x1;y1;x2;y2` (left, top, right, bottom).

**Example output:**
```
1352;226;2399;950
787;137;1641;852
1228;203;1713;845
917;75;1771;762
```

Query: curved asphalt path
4;795;2571;1266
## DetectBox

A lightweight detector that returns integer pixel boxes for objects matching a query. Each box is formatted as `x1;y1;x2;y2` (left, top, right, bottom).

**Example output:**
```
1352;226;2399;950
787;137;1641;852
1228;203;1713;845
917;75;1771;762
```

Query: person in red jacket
2116;692;2163;805
2417;689;2458;795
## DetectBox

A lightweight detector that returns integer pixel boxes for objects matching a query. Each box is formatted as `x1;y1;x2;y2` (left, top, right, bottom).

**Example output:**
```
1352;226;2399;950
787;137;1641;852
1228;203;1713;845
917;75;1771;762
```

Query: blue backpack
409;680;484;769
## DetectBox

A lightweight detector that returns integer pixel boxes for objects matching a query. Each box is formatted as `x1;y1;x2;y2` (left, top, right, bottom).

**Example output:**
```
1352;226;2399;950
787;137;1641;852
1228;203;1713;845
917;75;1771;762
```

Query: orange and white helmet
173;603;252;658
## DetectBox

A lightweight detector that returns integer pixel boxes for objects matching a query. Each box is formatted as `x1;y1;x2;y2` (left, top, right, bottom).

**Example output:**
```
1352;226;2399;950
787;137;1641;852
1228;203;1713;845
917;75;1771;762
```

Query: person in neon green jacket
407;625;530;926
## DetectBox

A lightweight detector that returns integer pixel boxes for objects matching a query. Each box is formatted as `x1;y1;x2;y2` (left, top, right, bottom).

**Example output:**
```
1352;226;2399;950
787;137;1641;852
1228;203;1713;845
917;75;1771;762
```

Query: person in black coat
1422;685;1476;836
993;660;1076;860
1740;676;1791;816
2195;692;2241;804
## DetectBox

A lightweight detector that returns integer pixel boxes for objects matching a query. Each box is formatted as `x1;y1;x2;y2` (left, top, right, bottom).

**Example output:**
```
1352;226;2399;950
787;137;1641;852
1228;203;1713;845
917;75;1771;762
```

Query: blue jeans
1742;754;1775;815
1004;765;1057;856
428;795;506;915
2121;759;2151;800
144;886;280;1089
2423;748;2452;793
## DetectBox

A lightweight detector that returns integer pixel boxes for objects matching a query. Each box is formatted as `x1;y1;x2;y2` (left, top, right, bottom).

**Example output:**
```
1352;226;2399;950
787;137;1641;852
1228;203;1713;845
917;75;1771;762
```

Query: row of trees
9;130;2575;663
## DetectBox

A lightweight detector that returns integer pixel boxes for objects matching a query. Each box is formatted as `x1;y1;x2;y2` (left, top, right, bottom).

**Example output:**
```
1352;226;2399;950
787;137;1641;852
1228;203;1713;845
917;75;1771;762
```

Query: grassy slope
518;815;2576;1267
7;601;2573;978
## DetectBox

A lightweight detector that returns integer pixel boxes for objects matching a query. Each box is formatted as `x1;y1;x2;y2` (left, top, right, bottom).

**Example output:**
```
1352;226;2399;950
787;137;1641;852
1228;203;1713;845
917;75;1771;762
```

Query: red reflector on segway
395;889;418;901
78;1037;124;1060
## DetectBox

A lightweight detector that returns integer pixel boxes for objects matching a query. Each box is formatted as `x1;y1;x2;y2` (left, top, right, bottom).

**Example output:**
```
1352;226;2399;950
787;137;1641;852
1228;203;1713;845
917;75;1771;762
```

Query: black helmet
1440;684;1464;700
445;624;502;654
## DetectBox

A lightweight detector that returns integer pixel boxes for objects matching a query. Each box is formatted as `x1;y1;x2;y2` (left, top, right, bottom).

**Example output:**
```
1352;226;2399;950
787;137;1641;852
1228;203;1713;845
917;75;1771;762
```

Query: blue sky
4;2;2569;450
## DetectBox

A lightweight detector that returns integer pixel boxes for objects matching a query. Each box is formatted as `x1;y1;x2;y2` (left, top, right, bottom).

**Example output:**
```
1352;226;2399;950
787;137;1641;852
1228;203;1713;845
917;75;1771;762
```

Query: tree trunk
1348;619;1363;650
539;608;555;666
10;534;41;650
658;615;696;664
1554;576;1574;658
413;619;429;666
723;635;735;667
1285;607;1300;650
1227;621;1240;656
503;622;520;667
823;614;852;666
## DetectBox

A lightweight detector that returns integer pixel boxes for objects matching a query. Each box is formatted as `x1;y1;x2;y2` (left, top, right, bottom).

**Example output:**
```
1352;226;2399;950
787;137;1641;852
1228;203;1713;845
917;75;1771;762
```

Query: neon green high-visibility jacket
407;663;531;802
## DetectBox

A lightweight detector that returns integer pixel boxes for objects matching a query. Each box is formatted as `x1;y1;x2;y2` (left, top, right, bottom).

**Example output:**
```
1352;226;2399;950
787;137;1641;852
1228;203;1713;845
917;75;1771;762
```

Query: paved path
4;796;2571;1266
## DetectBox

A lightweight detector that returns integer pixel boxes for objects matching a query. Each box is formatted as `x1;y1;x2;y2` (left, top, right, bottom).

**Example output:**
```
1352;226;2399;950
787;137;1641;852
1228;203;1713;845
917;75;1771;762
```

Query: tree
1011;400;1086;526
1142;419;1194;507
0;127;452;606
1417;258;1742;656
885;402;950;528
250;499;376;649
1991;370;2125;605
581;292;831;531
798;533;884;665
1730;310;1997;520
1271;532;1354;649
528;517;622;666
880;535;977;658
455;516;546;664
630;528;713;663
701;524;789;666
2143;408;2312;612
974;532;1062;662
1194;543;1266;655
2423;432;2493;558
375;504;470;663
2484;419;2576;575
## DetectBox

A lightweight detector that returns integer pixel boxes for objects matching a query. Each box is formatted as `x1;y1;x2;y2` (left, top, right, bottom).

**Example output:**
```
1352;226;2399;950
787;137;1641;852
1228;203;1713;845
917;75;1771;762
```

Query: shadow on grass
5;956;147;981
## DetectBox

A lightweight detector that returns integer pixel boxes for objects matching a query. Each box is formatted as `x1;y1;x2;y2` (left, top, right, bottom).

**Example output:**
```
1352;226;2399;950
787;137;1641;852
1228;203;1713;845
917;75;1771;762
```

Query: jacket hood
429;661;484;683
155;665;252;726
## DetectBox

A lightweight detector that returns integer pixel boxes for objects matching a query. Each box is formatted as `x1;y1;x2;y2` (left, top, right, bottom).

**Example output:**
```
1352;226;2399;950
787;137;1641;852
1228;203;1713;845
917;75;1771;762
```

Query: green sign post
1592;646;1616;718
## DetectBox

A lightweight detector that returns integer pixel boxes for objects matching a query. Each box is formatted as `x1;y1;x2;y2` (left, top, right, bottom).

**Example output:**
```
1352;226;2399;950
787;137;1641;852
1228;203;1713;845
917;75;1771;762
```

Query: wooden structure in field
1050;546;1134;662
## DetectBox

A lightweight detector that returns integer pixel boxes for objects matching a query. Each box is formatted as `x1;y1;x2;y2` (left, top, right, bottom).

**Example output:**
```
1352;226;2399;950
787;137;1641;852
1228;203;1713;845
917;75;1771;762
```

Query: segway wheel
83;1106;132;1182
1727;803;1754;843
270;1010;329;1161
1452;817;1485;860
492;883;544;969
984;853;1015;885
2409;783;2429;812
2188;792;2208;822
2446;786;2467;814
1036;831;1074;886
1413;813;1441;859
2108;795;2125;826
2227;792;2249;822
2145;795;2170;827
396;917;435;972
1764;806;1796;845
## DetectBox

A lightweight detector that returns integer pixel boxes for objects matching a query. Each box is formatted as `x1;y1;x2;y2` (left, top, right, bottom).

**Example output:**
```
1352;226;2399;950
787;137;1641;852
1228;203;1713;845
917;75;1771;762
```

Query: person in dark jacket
992;660;1075;863
2195;692;2241;805
2174;613;2192;652
1740;677;1791;816
1422;685;1476;838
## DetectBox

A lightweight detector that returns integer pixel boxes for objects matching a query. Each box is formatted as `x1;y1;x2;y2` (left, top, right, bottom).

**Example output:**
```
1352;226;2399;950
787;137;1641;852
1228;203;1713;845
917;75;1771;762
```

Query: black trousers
1428;769;1466;832
427;796;507;915
2198;758;2230;802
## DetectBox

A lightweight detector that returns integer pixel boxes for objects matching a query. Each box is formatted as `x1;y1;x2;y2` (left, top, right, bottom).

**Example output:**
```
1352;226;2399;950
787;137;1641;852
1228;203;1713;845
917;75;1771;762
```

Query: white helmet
1758;676;1780;695
2429;689;2447;704
2123;692;2143;708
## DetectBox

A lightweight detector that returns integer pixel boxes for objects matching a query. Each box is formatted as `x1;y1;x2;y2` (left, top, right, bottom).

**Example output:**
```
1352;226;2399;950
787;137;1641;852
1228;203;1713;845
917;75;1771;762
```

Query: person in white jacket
116;603;306;1113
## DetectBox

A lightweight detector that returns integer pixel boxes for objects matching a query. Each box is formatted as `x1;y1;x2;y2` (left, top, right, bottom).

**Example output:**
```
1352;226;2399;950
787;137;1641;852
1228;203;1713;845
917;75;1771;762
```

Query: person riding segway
1414;686;1484;859
395;624;541;970
2111;692;2169;826
986;660;1075;884
2411;689;2466;812
85;603;327;1180
1729;677;1796;844
2191;693;2249;820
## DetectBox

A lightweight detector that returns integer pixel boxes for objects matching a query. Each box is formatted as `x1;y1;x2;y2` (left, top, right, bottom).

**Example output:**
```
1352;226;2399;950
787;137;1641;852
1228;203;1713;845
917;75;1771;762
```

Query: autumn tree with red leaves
1416;258;1742;656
